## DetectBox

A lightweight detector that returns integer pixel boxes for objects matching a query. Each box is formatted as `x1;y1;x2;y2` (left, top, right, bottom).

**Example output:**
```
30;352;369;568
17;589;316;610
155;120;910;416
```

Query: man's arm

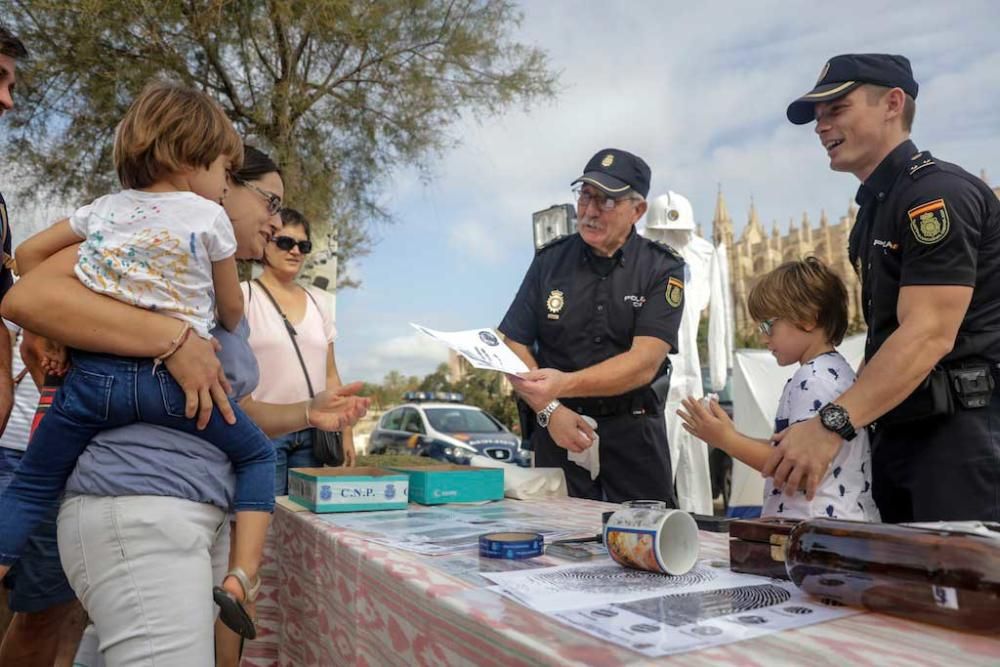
764;283;971;498
509;336;670;406
503;337;592;453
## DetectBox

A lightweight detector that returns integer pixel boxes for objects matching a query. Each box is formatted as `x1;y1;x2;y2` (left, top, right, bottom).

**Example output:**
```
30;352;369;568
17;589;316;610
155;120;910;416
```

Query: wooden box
729;517;800;580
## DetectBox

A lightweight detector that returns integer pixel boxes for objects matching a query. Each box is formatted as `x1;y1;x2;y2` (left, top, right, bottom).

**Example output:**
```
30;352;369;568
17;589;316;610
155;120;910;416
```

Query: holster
879;361;994;426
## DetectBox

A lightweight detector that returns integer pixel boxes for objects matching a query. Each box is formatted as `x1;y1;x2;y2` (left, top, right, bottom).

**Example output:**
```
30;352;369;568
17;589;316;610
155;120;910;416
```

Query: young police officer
764;54;1000;522
501;149;686;504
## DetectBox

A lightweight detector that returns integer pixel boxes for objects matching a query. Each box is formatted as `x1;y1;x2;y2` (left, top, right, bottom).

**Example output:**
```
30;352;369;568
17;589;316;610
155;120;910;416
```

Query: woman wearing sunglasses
243;208;356;494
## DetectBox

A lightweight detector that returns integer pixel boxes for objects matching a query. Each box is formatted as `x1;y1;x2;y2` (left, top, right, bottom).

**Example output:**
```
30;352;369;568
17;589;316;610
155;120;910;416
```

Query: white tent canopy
728;334;866;516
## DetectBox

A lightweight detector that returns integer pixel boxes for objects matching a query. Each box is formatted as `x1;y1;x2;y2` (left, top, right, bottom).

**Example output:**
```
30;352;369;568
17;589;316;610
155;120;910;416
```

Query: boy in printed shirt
678;257;879;520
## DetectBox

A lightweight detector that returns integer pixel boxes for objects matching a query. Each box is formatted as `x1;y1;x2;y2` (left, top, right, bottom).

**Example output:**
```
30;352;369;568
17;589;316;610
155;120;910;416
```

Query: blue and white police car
368;392;530;467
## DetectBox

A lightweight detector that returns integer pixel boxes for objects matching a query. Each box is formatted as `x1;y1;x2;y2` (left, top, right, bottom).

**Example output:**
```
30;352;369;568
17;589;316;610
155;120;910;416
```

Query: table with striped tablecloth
240;497;1000;666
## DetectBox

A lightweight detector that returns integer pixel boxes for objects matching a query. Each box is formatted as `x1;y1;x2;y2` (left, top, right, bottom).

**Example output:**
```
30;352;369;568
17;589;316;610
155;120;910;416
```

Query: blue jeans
271;429;318;496
0;351;275;566
0;448;76;612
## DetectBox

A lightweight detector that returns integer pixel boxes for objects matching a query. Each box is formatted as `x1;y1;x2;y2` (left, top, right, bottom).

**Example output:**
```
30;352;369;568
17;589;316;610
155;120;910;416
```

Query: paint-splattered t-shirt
763;351;880;521
69;190;235;338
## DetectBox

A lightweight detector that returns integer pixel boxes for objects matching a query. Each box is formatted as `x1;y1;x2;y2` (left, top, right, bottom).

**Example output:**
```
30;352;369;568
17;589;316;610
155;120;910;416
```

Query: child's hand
40;339;69;376
22;332;69;377
677;397;734;448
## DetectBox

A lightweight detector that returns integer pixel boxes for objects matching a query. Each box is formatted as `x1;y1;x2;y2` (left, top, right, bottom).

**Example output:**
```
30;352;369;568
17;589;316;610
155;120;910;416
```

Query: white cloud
339;331;448;383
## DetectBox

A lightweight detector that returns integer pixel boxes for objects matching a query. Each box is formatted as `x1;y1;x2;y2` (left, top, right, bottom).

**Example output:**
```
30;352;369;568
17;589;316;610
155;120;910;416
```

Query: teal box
387;464;504;505
288;467;409;513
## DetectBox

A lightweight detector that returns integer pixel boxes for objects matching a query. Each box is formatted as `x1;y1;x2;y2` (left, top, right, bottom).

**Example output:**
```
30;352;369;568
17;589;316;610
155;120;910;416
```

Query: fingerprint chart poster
483;561;858;657
482;559;767;613
555;581;858;657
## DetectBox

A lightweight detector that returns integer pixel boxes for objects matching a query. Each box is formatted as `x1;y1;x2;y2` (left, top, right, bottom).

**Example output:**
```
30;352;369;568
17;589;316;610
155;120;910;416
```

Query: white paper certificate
411;323;529;374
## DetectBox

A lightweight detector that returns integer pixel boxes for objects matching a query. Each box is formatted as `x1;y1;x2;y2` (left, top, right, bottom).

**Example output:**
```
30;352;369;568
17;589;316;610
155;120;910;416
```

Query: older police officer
500;149;686;504
765;54;1000;522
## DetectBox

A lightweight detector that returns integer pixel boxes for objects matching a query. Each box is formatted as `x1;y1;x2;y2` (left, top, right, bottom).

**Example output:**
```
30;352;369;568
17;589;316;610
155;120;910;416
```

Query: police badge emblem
665;277;684;308
907;199;950;245
600;154;615;168
546;289;565;320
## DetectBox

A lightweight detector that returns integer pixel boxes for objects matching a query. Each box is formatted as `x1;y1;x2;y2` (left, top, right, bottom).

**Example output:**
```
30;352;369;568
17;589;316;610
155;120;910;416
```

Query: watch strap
537;400;561;427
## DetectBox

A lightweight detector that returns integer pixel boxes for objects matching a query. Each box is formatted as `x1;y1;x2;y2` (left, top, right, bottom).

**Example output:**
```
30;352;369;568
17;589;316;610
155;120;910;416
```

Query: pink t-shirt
242;281;337;404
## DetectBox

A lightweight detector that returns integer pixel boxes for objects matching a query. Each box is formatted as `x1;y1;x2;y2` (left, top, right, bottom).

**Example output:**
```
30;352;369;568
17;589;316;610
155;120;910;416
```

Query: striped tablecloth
241;497;1000;666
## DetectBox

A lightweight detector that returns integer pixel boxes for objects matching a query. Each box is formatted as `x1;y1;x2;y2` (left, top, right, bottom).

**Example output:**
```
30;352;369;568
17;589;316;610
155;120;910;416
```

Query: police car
368;392;530;467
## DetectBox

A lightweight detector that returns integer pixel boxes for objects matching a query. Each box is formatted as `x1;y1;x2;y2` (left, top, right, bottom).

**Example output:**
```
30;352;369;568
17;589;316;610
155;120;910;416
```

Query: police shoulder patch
907;198;950;245
666;276;684;308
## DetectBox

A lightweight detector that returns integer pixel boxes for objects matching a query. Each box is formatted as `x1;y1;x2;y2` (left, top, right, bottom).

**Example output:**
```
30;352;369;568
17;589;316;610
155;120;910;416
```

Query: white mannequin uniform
643;192;733;514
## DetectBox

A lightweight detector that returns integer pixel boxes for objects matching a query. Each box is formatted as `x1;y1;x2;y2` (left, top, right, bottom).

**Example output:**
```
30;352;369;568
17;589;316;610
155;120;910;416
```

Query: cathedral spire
820;209;829;227
714;183;731;224
712;183;734;247
748;196;761;230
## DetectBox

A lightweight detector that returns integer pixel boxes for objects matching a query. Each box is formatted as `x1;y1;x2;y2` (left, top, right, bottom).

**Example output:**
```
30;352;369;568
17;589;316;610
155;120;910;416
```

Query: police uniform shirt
849;140;1000;363
500;229;685;373
0;192;13;302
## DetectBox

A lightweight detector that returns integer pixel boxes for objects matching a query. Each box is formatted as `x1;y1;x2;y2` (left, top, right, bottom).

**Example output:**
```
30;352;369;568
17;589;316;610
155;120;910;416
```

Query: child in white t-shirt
0;81;274;639
678;257;879;521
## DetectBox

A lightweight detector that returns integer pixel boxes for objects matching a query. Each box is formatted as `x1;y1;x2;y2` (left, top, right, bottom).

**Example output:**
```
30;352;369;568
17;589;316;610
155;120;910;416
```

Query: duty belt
561;392;655;418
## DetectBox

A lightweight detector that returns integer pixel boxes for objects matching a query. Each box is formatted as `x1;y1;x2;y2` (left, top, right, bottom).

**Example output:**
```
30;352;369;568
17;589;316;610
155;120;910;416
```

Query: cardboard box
387;464;504;505
288;467;409;513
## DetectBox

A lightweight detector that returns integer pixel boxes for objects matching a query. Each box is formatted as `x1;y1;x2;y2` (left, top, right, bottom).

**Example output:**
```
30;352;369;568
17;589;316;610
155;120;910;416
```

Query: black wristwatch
818;403;857;441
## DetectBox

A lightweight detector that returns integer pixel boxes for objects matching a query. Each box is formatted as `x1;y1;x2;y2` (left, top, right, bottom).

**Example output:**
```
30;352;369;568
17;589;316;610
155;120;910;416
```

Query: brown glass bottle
785;518;1000;634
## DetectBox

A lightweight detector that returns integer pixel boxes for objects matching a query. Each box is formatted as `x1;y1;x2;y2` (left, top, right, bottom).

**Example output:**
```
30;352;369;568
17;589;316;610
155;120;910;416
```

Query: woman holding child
1;82;368;665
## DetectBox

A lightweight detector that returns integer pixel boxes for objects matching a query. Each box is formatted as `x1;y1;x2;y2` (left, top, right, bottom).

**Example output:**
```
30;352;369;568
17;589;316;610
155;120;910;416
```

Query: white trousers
57;495;230;667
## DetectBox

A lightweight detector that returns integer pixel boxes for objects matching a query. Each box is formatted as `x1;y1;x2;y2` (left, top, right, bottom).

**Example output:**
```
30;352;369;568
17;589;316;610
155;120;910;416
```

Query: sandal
213;566;260;640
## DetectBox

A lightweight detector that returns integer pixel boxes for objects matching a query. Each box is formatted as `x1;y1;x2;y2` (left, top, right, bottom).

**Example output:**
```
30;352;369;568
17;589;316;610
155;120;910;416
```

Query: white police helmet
646;191;695;231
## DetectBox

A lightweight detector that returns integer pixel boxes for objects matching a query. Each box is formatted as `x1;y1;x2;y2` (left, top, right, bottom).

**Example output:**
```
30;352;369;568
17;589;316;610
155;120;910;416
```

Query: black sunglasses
272;236;312;254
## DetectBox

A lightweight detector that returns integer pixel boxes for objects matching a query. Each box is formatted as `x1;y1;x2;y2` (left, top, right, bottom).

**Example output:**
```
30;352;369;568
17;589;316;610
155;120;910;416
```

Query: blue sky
6;1;999;383
332;0;1000;383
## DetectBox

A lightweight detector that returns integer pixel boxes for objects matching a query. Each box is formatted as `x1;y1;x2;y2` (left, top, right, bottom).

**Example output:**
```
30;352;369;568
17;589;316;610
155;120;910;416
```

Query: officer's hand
547;406;594;453
763;417;842;500
510;368;568;406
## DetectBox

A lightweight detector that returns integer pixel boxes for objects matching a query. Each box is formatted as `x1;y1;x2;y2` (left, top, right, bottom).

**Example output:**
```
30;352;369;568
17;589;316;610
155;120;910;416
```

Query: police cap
572;148;651;199
787;54;919;125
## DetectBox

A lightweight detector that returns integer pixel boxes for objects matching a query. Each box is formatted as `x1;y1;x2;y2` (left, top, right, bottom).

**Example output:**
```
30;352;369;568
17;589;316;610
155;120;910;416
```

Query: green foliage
358;368;420;409
356;453;436;467
3;0;556;283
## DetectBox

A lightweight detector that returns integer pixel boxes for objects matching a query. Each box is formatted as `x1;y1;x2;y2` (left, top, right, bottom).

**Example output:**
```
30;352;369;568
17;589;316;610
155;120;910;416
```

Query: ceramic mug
603;507;699;575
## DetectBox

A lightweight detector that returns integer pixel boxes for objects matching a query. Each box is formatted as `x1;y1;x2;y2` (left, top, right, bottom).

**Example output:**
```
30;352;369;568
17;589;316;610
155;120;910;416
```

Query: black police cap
787;54;919;125
571;148;651;199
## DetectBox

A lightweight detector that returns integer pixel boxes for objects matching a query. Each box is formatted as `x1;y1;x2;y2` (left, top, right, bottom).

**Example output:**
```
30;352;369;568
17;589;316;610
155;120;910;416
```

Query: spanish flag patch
907;199;949;245
665;277;684;308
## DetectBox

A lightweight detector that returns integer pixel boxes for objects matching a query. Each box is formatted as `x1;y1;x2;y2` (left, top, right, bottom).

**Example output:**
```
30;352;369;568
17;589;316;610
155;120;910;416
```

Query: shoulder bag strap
252;278;316;398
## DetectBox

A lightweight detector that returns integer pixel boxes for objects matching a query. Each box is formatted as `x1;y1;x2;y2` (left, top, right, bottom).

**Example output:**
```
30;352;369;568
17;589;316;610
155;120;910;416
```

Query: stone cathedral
710;177;1000;341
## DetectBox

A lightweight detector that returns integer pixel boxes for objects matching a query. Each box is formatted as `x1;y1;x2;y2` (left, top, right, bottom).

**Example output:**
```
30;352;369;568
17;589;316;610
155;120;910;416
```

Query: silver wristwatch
536;400;561;428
